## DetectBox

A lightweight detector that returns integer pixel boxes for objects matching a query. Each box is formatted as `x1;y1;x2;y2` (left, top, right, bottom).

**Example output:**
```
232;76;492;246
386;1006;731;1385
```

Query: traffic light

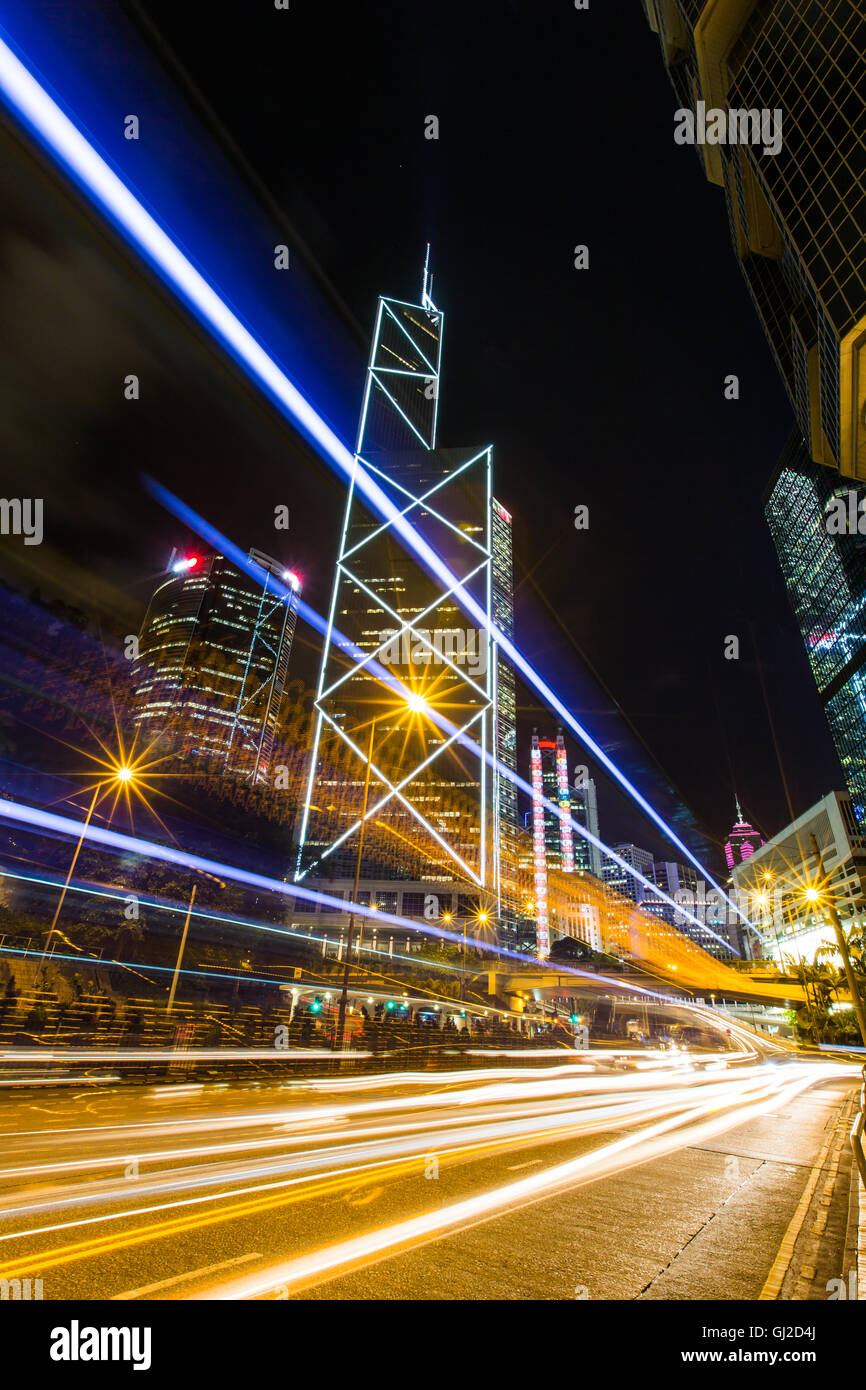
570;1013;581;1026
385;1000;395;1011
310;997;322;1014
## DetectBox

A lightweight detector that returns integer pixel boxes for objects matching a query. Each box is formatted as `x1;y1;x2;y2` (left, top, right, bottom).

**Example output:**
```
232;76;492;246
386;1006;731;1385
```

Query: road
0;1033;858;1302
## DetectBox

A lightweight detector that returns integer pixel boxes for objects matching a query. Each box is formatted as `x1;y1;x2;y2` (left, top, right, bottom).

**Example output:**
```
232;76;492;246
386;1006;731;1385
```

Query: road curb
759;1091;854;1300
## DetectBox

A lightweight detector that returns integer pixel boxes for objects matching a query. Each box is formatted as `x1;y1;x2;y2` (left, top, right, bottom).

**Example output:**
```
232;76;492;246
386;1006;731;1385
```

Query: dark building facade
643;0;866;478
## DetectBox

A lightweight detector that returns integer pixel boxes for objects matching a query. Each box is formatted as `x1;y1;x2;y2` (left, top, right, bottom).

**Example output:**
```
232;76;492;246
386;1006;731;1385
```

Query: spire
421;242;436;310
734;793;744;825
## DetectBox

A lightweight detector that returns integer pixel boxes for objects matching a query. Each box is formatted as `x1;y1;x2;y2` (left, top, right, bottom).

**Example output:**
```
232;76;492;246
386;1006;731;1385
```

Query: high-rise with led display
491;497;519;910
528;731;582;958
133;549;300;784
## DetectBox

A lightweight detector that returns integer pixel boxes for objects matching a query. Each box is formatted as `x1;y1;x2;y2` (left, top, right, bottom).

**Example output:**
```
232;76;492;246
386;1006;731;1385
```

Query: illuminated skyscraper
491;497;519;908
527;731;580;958
133;549;300;784
295;256;499;891
724;795;765;870
765;434;866;817
643;1;866;476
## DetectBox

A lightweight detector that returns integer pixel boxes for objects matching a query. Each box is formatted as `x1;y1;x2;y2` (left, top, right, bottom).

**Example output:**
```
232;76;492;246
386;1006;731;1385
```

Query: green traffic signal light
310;998;322;1014
385;1000;395;1010
570;1013;581;1025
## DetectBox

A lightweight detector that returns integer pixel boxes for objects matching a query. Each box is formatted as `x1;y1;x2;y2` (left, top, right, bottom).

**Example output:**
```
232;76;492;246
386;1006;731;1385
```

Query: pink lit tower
724;796;765;871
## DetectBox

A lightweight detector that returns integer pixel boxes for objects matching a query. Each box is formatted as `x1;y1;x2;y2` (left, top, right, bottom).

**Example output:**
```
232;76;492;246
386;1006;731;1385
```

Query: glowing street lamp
38;761;138;970
808;833;866;1046
335;687;434;1052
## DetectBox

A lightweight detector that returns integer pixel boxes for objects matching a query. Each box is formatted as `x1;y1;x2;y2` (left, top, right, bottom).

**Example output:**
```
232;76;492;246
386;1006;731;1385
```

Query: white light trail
0;33;751;929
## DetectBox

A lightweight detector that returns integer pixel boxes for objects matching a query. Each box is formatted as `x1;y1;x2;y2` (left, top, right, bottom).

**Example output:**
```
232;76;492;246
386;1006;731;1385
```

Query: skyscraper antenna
421;242;431;304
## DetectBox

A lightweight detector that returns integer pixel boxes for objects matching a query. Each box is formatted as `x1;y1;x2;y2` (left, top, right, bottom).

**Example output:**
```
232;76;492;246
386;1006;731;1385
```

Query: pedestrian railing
851;1066;866;1189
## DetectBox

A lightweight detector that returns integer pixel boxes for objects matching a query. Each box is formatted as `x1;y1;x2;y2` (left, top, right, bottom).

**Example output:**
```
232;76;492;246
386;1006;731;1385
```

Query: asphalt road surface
0;1040;857;1302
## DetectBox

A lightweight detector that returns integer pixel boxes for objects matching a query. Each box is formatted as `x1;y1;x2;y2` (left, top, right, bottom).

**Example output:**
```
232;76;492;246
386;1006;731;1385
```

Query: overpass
485;963;845;1012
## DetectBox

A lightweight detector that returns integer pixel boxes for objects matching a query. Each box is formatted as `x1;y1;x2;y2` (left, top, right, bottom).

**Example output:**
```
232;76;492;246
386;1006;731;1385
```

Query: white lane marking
111;1251;262;1300
505;1159;544;1171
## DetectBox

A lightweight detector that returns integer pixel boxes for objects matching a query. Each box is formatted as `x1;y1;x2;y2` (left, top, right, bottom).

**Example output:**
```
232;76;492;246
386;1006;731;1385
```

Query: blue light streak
144;482;751;953
0;802;679;1001
0;29;754;938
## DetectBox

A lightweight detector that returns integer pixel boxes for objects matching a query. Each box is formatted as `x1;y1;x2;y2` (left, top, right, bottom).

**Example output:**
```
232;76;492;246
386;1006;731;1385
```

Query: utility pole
810;833;866;1047
336;720;375;1053
167;884;197;1014
38;785;100;974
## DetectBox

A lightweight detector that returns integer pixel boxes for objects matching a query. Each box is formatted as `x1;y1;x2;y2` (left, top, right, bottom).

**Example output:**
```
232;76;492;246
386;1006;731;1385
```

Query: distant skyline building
572;775;602;879
652;859;698;905
133;548;300;784
525;736;605;959
643;1;866;478
603;842;654;905
649;859;737;958
766;434;866;819
295;257;503;894
724;796;765;871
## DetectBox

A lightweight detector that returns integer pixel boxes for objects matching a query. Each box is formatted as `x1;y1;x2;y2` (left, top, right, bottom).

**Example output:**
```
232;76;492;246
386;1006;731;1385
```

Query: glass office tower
765;432;866;818
133;549;300;785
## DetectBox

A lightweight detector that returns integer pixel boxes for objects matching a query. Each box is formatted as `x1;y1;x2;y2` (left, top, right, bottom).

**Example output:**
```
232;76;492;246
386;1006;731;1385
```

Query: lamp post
334;690;430;1052
38;764;135;974
166;884;197;1014
335;719;376;1054
441;907;492;1004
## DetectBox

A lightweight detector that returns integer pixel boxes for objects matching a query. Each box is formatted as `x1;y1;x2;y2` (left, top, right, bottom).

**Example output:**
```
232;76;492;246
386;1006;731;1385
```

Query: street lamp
166;884;197;1014
39;761;138;972
440;905;494;1003
334;687;430;1052
807;833;866;1047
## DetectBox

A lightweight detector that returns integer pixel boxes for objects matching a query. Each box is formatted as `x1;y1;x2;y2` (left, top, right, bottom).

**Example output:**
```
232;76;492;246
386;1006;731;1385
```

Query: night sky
0;0;844;873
